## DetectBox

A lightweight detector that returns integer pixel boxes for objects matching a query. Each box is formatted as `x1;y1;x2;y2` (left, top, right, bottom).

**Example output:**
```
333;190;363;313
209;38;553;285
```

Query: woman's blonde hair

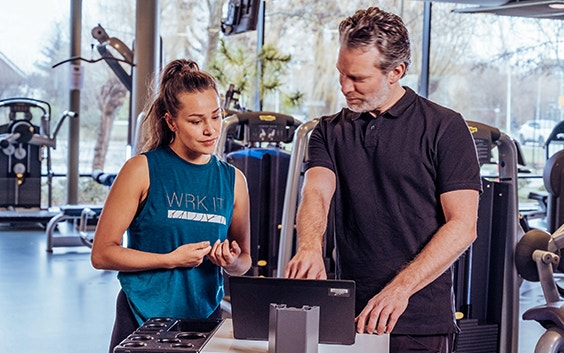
136;59;218;154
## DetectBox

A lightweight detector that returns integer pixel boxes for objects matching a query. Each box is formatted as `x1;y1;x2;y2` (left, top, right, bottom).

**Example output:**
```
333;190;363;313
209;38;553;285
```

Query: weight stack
455;319;498;353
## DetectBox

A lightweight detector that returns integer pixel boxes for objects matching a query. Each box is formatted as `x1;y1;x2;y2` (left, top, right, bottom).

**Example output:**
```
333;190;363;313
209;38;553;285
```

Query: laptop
228;276;356;345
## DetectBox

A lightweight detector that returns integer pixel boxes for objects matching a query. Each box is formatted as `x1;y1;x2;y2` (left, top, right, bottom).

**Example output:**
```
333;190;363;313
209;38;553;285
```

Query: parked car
518;119;557;145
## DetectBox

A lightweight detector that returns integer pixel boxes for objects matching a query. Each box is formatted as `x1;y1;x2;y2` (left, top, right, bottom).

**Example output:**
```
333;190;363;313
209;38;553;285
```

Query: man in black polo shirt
284;6;482;353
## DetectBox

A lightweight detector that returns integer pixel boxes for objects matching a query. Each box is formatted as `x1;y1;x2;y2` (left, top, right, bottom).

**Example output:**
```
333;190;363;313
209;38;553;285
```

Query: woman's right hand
168;241;212;268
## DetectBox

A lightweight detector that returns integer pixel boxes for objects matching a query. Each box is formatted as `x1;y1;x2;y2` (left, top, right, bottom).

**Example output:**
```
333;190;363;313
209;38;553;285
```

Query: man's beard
346;97;376;113
344;83;390;114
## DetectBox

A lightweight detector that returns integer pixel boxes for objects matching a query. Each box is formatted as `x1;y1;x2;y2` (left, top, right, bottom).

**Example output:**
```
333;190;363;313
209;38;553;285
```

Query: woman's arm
208;168;252;275
91;155;212;272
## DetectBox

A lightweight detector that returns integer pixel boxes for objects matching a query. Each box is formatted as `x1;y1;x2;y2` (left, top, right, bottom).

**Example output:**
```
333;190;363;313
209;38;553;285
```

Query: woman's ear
164;112;176;132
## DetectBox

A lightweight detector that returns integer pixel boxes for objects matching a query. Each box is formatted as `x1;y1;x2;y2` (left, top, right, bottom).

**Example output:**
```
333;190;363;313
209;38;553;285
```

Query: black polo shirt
305;86;482;335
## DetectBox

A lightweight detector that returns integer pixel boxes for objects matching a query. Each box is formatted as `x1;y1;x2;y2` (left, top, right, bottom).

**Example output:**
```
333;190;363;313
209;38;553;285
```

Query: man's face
336;46;391;114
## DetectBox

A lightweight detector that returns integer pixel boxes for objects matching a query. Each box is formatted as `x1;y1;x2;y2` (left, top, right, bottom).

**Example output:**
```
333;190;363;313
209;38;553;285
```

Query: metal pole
420;1;432;98
131;0;160;152
506;66;512;134
67;0;82;204
496;133;520;353
254;0;265;111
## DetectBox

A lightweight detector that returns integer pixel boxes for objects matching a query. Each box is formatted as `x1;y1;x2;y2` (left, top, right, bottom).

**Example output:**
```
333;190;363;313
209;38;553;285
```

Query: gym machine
216;110;301;277
44;24;133;250
513;141;564;352
452;121;521;353
520;121;564;233
544;121;564;161
516;224;564;352
542;147;564;234
0;98;75;222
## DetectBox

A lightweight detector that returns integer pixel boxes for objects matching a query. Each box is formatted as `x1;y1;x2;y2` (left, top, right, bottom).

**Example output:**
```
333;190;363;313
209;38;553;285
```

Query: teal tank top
118;147;235;324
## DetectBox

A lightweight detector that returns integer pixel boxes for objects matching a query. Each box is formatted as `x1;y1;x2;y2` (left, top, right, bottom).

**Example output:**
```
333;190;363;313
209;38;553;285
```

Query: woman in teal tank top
90;59;251;353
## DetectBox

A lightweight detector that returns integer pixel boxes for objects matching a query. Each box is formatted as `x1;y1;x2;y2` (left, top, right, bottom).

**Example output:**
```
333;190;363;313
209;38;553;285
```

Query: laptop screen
228;276;356;345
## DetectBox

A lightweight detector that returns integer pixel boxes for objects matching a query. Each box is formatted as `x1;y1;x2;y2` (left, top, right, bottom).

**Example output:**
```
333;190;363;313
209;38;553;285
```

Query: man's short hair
339;7;411;77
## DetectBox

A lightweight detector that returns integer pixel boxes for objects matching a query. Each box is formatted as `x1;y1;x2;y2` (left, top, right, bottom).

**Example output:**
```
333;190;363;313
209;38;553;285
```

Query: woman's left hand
208;239;242;272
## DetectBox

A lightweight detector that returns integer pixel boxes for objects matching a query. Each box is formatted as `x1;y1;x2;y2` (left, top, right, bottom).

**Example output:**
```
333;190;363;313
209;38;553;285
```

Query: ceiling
430;0;564;20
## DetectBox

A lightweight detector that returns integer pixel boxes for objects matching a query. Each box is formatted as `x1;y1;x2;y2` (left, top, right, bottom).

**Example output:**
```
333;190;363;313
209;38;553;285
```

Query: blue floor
0;222;548;353
0;223;120;353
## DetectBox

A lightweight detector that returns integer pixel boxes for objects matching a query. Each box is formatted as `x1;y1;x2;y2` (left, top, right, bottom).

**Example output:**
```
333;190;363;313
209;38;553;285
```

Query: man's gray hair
339;7;411;77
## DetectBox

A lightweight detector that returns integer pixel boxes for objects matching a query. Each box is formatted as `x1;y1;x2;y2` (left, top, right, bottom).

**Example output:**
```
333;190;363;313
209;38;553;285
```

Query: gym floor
0;223;547;353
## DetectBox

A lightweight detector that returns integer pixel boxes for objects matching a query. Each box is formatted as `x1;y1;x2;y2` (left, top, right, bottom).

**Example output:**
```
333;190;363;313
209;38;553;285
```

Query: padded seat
523;302;564;329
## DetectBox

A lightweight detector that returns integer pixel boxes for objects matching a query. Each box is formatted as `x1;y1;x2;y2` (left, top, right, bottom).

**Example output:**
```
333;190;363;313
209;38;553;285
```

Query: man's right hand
284;249;327;279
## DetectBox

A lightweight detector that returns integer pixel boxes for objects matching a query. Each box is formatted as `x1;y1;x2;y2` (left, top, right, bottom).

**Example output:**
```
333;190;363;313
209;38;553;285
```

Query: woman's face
166;88;222;164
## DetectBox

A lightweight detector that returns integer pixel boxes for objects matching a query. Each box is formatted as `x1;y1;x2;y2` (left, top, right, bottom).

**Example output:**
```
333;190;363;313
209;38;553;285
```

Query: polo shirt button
370;125;375;130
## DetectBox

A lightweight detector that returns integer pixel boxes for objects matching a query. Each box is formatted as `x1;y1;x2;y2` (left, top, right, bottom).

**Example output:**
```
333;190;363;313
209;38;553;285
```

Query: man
284;7;482;353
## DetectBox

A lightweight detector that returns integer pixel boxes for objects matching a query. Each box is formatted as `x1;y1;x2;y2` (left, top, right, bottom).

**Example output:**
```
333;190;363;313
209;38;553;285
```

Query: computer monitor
229;276;356;345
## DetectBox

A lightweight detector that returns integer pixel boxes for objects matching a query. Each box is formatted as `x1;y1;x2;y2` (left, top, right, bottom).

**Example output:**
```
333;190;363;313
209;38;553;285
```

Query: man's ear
388;63;406;84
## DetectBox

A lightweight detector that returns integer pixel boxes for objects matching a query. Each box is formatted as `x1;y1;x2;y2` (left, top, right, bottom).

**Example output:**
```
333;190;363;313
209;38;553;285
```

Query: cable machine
0;98;75;213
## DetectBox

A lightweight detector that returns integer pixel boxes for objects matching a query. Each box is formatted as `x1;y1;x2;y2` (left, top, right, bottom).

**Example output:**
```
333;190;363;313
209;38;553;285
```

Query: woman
90;58;251;352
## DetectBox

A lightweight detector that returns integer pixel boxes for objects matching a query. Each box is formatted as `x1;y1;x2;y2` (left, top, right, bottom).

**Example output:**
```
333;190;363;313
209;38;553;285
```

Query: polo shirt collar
350;86;415;121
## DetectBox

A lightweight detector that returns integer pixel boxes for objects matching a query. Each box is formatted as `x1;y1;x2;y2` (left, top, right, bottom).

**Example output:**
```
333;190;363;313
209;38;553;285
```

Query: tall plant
207;38;303;112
